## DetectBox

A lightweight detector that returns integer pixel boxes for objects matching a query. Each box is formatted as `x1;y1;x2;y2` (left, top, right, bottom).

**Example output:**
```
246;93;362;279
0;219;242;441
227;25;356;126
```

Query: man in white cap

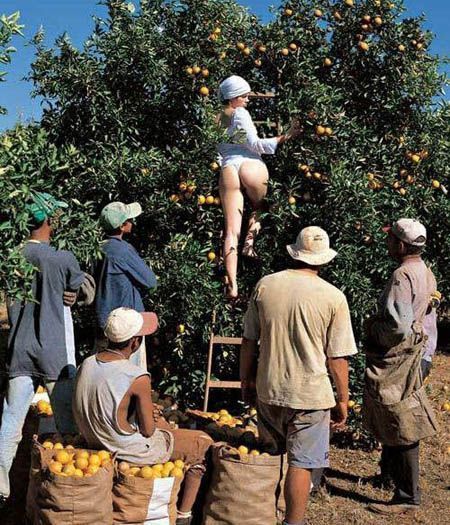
363;218;439;517
95;201;157;369
241;226;357;525
73;307;212;525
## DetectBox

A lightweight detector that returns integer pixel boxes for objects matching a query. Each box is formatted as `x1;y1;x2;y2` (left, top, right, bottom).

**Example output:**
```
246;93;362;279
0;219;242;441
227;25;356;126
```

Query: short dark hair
109;339;132;350
288;259;323;271
404;243;424;255
104;226;123;236
29;217;46;231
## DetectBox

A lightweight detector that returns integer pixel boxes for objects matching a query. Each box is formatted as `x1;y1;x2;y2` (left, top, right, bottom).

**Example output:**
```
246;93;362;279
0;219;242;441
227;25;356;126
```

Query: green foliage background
1;0;449;418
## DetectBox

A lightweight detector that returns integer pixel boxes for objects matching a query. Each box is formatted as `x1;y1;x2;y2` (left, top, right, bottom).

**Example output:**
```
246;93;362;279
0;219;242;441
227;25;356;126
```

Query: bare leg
284;466;311;523
239;160;268;258
219;165;244;298
178;467;203;513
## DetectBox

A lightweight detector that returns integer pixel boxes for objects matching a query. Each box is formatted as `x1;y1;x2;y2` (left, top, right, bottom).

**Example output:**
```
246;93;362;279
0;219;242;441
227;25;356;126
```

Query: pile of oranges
36;400;53;417
118;460;184;479
43;442;112;478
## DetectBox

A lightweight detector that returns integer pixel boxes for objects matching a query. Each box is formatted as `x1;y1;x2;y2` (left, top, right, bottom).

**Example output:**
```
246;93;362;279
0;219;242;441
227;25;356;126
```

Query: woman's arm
233;108;286;155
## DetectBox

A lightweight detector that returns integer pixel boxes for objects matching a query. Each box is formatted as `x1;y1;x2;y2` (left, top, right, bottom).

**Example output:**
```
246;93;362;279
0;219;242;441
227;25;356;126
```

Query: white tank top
73;355;173;464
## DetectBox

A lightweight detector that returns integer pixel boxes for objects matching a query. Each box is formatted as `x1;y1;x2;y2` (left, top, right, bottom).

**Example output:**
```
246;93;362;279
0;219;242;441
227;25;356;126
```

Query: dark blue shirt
95;237;157;328
7;240;85;380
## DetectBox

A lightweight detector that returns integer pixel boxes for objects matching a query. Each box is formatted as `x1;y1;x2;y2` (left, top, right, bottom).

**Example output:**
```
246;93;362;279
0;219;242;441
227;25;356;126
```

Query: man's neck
30;230;51;242
109;233;124;240
290;267;319;276
399;254;422;264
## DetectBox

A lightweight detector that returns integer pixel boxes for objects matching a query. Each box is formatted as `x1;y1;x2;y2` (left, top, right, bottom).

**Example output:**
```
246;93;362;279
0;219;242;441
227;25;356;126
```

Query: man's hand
63;290;77;307
241;379;257;406
331;401;348;431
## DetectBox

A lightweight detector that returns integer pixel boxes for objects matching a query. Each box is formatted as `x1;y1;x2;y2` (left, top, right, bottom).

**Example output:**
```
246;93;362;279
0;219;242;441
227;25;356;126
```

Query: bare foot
224;277;238;299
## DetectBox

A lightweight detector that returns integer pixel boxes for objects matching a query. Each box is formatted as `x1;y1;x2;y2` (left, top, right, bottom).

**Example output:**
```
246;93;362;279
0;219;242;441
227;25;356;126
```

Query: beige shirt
243;270;358;410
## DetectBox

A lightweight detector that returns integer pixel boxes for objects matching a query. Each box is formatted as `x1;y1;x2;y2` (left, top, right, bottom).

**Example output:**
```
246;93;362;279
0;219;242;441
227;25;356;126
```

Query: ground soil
0;353;448;525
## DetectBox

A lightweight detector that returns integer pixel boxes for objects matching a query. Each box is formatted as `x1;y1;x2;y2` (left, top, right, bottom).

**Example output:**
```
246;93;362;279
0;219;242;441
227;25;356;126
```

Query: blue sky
1;0;448;131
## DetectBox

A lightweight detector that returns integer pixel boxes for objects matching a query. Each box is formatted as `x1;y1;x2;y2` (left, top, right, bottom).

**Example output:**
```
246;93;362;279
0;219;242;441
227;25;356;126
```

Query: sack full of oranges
113;459;185;524
26;436;114;525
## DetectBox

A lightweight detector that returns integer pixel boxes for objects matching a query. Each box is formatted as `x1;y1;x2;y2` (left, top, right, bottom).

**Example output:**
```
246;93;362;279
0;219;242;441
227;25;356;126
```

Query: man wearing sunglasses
95;201;157;370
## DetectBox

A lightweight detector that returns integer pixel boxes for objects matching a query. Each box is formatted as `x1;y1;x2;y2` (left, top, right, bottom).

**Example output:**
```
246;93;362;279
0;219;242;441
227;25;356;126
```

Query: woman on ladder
217;75;299;299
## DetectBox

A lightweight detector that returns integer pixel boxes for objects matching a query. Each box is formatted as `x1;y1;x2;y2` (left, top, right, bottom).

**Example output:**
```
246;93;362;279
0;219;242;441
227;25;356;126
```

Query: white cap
384;218;427;246
287;226;337;265
219;75;251;101
104;307;158;343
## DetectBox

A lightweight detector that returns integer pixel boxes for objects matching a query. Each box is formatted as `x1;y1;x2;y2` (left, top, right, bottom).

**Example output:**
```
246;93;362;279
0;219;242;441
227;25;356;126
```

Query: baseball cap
26;191;68;223
100;201;142;230
287;226;337;265
104;307;158;343
383;218;427;246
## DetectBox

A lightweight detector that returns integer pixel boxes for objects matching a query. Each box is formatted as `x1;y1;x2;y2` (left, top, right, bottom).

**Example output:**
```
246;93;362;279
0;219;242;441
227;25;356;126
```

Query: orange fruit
36;400;48;413
399;188;407;196
289;43;297;51
250;450;260;456
315;125;325;136
164;461;175;471
347;400;356;408
374;16;382;26
49;461;63;474
324;127;333;136
201;69;209;78
55;450;71;465
152;469;162;478
179;182;187;191
207;251;216;262
169;194;179;203
299;164;309;172
210;161;219;171
442;402;450;411
198;195;206;205
74;450;89;460
192;65;201;74
218;409;229;416
42;441;54;450
97;450;111;462
74;457;89;470
238;446;249;455
140;466;154;478
88;454;101;467
254;59;262;67
398;44;405;52
174;459;185;469
171;467;183;478
358;41;369;51
323;58;332;67
118;461;130;473
73;469;84;478
86;464;100;476
185;67;193;75
236;42;245;50
431;180;440;189
314;9;323;17
345;0;354;6
242;47;251;56
62;464;76;476
334;11;342;21
411;154;420;163
313;172;322;180
177;324;185;334
288;196;296;205
205;195;214;205
281;48;289;56
214;197;221;205
199;86;209;96
284;8;293;16
213;27;221;35
258;45;266;53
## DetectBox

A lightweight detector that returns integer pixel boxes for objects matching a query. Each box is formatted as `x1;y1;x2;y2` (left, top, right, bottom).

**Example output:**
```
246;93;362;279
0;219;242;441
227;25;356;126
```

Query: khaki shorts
169;429;213;469
257;401;330;469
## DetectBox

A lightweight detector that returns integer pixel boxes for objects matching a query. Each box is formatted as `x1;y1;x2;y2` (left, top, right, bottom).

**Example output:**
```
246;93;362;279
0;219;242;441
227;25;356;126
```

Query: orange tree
1;0;448;421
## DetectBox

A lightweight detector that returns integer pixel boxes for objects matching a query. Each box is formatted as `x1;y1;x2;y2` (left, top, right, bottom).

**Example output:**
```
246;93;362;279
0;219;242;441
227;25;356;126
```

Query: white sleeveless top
73;355;173;464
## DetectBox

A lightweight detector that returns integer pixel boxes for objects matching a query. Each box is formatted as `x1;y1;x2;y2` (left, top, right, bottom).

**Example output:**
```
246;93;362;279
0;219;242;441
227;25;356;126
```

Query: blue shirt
95;237;157;328
7;240;85;381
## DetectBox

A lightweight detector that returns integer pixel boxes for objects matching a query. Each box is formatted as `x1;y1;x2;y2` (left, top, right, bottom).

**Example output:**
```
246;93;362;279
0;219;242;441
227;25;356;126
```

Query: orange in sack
113;460;184;524
203;443;285;525
26;438;114;525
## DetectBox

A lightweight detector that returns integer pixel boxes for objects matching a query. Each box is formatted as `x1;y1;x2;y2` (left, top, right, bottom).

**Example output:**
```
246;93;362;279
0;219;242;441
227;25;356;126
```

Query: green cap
100;201;142;230
26;192;68;223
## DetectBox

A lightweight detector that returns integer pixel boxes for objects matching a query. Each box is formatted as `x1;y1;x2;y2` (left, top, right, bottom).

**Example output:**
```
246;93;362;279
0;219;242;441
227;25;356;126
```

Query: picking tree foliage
0;0;448;416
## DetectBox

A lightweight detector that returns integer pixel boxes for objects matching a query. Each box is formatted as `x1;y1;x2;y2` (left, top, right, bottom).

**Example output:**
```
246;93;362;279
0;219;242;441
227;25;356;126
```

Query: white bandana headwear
219;75;251;101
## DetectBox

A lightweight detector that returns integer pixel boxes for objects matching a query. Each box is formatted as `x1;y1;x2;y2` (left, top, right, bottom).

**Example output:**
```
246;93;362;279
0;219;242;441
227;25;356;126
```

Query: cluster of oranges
118;460;184;479
231;445;269;458
298;164;328;183
36;399;53;417
199;409;244;428
198;194;220;206
44;443;112;478
315;125;333;137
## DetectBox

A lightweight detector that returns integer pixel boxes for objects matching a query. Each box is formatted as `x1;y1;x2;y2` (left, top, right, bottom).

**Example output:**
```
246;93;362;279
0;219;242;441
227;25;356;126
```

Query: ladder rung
212;336;242;345
249;92;276;98
253;121;278;128
207;380;241;388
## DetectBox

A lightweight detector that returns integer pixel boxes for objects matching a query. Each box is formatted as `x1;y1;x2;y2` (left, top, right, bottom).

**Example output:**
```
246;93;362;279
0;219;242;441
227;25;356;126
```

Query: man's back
243;269;357;410
7;241;84;380
95;237;156;328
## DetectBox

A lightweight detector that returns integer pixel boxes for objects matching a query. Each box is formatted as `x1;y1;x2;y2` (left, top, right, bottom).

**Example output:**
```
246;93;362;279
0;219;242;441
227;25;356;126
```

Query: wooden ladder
203;310;242;412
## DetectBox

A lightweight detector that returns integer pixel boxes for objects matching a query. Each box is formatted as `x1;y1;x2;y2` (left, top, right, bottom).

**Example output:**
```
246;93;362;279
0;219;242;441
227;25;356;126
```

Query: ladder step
212;336;242;345
253;121;278;128
249;92;276;98
207;380;241;388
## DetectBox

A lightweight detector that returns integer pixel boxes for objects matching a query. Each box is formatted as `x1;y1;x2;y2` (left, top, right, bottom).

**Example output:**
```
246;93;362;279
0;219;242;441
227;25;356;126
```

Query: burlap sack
203;444;285;525
27;441;114;525
112;471;182;525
